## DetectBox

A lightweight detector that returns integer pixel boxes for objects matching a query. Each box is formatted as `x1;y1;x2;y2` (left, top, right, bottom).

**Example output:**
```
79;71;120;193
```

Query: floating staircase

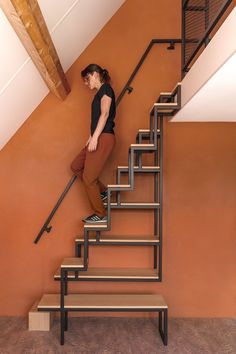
36;82;181;346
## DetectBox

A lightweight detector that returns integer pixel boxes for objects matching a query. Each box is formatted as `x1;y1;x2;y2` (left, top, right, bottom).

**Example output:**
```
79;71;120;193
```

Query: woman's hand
87;136;98;152
86;135;91;146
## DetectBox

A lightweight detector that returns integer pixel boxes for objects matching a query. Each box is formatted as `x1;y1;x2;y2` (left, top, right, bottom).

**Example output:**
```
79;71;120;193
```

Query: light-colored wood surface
84;224;108;229
118;166;160;170
154;102;178;107
0;0;70;99
75;235;160;243
130;144;154;148
107;184;131;188
54;268;159;280
38;294;167;310
172;82;181;92
28;301;53;331
138;129;160;133
61;258;84;268
106;202;160;207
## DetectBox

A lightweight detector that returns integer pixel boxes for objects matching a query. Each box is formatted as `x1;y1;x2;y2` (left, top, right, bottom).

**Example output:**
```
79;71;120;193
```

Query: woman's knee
70;161;76;173
82;173;95;187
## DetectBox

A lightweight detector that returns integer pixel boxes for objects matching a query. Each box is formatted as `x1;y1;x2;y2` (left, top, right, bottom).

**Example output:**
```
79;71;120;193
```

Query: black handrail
34;175;77;243
34;38;181;244
116;39;182;105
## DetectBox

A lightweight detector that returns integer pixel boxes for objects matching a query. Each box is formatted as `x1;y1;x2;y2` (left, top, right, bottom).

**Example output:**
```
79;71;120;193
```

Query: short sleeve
98;83;113;99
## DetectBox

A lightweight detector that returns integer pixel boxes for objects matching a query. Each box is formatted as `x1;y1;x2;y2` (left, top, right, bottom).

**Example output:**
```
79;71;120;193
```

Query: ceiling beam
0;0;70;100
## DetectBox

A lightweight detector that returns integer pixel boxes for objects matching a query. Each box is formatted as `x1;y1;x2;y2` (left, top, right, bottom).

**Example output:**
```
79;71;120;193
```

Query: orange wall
0;0;235;317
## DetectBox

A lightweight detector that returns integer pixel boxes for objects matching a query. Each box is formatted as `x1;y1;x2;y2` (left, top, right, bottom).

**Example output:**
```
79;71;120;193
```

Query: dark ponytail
81;64;111;83
101;68;110;83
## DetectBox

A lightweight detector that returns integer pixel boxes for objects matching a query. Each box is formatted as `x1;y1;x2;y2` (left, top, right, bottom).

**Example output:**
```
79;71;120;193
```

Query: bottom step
38;294;167;310
54;268;159;281
38;294;168;346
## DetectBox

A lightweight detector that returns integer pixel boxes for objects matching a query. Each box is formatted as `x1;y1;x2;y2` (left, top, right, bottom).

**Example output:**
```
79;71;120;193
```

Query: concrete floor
0;317;235;354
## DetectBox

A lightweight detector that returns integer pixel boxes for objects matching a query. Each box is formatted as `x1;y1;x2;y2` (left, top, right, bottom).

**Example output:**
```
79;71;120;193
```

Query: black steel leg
76;244;81;257
60;311;65;345
159;310;168;346
164;309;168;345
159;311;162;333
65;280;68;296
154;245;157;269
137;152;142;168
65;312;68;331
96;231;100;242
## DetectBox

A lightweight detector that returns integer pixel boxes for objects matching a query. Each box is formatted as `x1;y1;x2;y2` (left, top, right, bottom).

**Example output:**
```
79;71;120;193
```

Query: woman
71;64;116;223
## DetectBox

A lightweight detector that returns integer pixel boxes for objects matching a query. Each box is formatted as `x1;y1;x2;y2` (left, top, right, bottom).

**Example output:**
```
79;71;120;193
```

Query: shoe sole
83;219;107;224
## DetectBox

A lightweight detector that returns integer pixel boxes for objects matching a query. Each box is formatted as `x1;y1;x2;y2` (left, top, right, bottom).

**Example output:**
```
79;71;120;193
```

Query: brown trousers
71;133;116;217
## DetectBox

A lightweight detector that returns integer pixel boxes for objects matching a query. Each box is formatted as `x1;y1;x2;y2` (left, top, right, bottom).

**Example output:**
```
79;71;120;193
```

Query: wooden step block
28;301;53;331
38;294;167;310
75;234;160;245
54;268;159;281
61;257;84;268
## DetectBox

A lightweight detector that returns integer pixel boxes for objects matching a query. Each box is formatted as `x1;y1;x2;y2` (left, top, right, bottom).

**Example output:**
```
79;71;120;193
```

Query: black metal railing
34;38;181;244
182;0;233;77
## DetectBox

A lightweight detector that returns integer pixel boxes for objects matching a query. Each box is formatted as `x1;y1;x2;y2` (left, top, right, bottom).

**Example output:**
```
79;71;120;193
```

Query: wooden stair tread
108;184;131;188
75;235;160;243
130;143;154;147
172;81;181;92
154;102;178;107
38;294;167;310
61;258;84;268
160;92;172;95
84;224;108;230
54;268;159;279
138;129;160;133
118;165;160;170
104;202;160;208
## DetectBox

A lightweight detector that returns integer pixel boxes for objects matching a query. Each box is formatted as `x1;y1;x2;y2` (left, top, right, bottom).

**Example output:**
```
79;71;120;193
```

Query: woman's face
83;72;98;90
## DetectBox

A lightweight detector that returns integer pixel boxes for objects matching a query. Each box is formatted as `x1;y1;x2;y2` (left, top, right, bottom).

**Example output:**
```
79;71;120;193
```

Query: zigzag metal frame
81;83;182;277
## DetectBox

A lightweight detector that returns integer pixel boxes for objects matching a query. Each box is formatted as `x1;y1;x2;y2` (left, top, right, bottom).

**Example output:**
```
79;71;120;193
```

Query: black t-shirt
91;83;116;135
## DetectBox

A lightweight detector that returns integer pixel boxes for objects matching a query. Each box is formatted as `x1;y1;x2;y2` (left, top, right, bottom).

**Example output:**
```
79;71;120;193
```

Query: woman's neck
95;80;103;90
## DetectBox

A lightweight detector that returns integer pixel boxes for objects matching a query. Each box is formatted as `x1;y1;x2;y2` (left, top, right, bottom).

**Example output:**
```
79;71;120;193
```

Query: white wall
0;0;125;150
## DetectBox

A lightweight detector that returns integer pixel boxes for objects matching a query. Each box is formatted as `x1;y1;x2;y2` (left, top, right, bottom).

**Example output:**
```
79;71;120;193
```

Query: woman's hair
81;64;111;83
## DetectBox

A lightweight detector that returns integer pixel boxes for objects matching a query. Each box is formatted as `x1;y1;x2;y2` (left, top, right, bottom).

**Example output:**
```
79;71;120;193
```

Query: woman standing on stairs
71;64;116;224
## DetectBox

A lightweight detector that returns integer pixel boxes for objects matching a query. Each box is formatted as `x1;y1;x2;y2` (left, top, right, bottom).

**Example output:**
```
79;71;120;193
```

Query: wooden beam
0;0;70;99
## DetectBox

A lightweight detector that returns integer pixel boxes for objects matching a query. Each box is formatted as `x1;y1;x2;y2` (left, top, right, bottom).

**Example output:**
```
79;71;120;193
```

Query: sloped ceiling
0;0;125;150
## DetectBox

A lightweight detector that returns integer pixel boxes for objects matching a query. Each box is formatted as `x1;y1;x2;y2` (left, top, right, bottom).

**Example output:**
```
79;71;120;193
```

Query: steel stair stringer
81;83;181;270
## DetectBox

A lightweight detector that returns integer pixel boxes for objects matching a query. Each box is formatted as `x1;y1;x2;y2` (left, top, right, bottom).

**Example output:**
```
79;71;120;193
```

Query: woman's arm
88;94;112;152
